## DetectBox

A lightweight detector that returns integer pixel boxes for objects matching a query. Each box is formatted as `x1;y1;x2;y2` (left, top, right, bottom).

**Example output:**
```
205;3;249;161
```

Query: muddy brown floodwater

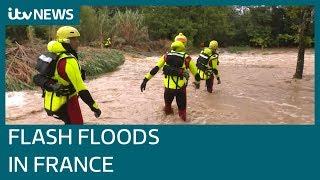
6;48;314;125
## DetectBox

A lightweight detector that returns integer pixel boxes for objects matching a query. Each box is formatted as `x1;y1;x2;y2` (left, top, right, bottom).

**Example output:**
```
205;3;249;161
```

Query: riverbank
6;48;314;124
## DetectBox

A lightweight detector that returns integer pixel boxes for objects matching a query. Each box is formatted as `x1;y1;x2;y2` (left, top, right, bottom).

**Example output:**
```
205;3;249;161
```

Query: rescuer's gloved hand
45;82;72;97
81;69;87;80
55;85;73;97
47;83;75;97
195;73;201;82
140;78;148;92
90;102;101;118
193;81;200;89
183;70;190;80
42;78;58;91
46;82;61;92
206;69;213;77
217;77;221;84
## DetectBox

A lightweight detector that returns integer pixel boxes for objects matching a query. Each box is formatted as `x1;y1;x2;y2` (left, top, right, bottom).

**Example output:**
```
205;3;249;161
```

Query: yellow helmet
56;26;80;43
174;33;187;45
209;40;218;50
171;41;185;52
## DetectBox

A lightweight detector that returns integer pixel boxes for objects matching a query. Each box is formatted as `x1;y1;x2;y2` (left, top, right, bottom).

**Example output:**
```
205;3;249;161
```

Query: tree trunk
293;9;308;79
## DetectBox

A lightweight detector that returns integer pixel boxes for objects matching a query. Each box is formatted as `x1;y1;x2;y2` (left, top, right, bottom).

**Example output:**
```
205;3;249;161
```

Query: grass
226;46;252;53
6;46;125;91
79;48;125;79
6;75;36;91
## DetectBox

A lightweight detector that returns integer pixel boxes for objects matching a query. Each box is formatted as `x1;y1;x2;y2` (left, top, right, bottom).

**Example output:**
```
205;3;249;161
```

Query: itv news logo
8;7;74;21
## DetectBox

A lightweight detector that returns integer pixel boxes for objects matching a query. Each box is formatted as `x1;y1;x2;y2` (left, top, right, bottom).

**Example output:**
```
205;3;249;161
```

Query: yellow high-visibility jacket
144;51;199;89
44;41;88;113
197;47;220;80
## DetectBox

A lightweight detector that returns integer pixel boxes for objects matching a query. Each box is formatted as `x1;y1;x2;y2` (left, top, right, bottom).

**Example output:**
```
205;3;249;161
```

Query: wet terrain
6;48;314;124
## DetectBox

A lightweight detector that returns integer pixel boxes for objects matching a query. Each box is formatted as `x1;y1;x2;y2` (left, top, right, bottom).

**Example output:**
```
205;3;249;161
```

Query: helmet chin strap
58;38;70;43
61;43;78;59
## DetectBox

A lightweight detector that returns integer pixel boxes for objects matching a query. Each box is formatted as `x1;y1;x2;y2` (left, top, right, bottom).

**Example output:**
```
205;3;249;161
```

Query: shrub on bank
226;46;252;53
79;48;125;78
6;44;125;91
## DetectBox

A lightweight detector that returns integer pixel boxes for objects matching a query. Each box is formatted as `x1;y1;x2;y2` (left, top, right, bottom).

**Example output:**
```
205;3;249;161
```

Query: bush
79;48;125;78
276;34;295;46
79;6;100;43
6;75;35;91
112;9;149;46
226;46;252;53
6;44;125;92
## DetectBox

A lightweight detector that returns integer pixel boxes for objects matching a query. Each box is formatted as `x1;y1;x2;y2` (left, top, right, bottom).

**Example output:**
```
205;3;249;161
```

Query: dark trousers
164;87;187;121
164;87;186;110
206;75;214;93
55;95;83;124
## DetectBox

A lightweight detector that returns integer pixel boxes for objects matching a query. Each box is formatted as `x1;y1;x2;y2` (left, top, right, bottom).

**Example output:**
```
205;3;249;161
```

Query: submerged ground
6;48;314;124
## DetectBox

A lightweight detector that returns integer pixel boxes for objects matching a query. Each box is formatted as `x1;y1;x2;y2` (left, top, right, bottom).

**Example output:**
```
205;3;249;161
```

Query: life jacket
43;53;78;115
163;51;185;77
196;50;219;79
38;41;78;115
196;52;210;71
163;51;187;89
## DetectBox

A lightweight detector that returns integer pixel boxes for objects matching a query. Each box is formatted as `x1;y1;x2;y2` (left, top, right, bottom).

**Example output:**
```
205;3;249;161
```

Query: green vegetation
226;46;252;53
6;44;125;91
6;76;36;91
79;48;125;78
79;7;149;48
6;6;314;49
5;6;314;90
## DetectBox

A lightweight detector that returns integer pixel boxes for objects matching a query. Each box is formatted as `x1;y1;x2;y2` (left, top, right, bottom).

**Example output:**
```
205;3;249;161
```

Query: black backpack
33;52;61;92
35;52;59;77
196;53;212;71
